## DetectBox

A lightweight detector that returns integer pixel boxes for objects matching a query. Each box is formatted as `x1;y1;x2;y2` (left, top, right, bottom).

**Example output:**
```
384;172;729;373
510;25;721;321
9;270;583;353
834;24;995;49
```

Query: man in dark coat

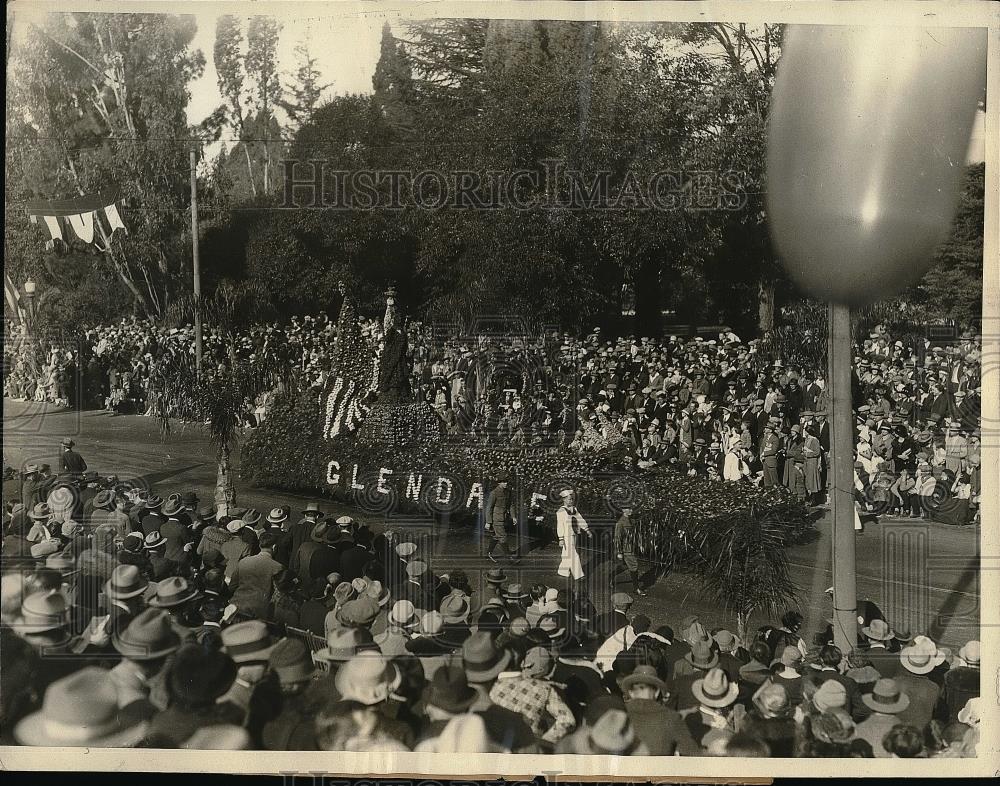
20;464;44;510
594;593;633;640
276;502;324;568
58;438;87;474
622;665;700;755
291;521;342;583
938;640;979;723
139;496;167;536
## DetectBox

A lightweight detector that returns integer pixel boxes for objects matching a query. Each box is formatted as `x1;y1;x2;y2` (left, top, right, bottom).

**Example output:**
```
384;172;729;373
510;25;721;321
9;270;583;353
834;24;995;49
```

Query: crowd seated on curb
0;469;982;755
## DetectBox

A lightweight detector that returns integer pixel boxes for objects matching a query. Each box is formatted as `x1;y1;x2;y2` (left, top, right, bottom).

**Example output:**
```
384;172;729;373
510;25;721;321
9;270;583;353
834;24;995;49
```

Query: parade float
244;291;814;600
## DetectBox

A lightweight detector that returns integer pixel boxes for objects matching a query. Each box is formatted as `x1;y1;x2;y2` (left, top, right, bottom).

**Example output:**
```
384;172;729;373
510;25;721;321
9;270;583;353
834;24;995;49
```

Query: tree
280;41;330;133
162;290;281;512
910;163;985;329
6;12;206;320
212;15;285;200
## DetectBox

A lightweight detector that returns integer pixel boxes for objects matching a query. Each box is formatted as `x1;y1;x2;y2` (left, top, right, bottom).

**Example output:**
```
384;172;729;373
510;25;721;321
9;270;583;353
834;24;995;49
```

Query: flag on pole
25;188;127;250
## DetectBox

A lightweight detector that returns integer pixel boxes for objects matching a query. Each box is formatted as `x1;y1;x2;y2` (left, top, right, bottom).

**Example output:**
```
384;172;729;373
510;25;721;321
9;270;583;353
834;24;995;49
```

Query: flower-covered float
243;290;815;602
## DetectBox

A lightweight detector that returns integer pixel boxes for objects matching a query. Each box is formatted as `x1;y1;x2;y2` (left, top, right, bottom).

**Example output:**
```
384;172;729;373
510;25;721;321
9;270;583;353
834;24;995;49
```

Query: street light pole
190;148;203;378
828;302;858;653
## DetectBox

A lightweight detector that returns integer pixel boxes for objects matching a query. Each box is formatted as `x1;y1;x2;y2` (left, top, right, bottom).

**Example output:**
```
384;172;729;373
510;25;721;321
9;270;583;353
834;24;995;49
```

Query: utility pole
190;148;203;377
828;302;858;653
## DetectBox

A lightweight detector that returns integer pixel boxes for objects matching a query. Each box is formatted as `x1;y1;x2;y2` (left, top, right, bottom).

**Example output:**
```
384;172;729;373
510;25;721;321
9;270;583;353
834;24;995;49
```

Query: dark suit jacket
60;449;87;474
894;671;940;730
864;645;902;680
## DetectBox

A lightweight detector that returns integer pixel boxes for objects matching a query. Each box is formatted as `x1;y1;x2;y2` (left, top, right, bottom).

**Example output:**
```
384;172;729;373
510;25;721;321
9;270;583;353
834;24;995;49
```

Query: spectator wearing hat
15;589;77;686
14;666;148;748
895;636;945;729
19;464;45;511
102;563;149;639
328;651;411;745
681;667;743;750
218;620;282;744
559;704;649;756
260;638;321;750
277;501;325;569
139;495;167;537
438;591;473;648
460;631;537;751
855;678;910;757
416;677;504;752
712;629;745;681
621;664;698;755
314;625;377;700
160;498;193;569
489;645;575;744
110;607;182;715
230;531;283;618
405;611;457;680
146;644;242;746
374;600;418;659
861;619;901;679
143;530;174;580
147;576;200;634
291;520;344;584
939;640;979;723
90;490;128;551
265;507;288;531
500;582;529;619
58;437;87;475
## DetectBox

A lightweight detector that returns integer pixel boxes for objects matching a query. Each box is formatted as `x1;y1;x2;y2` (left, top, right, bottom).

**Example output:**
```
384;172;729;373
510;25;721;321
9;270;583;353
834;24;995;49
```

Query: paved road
3;399;980;650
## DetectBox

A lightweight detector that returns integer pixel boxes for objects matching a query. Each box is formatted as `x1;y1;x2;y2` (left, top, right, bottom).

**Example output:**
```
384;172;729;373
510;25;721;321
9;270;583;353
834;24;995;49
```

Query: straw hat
335;651;401;705
900;638;947;675
18;590;70;634
147;577;199;608
692;667;739;708
221;620;276;664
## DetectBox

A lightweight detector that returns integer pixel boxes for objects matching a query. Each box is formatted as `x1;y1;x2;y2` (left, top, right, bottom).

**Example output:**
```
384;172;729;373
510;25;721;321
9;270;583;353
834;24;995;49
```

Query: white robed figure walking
556;489;590;581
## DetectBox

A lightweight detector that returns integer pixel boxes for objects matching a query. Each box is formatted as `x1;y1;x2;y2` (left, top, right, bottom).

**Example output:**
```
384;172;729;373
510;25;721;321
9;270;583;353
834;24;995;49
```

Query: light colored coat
556;505;589;580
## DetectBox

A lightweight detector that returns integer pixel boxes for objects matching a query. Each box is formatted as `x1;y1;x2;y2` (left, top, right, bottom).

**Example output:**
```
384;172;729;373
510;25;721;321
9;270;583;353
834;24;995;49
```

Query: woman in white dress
556;489;590;585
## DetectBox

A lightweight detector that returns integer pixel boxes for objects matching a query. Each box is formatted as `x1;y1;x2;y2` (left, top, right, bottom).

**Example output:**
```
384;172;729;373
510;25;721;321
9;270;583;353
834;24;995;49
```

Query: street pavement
3;399;981;651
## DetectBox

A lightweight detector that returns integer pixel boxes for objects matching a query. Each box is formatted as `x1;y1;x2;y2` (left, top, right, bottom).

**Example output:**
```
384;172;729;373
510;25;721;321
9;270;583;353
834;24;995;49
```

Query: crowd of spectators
1;472;982;756
4;315;982;525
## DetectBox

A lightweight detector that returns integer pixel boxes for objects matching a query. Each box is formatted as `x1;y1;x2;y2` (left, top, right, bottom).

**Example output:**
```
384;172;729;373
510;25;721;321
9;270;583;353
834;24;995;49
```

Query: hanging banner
25;188;127;250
